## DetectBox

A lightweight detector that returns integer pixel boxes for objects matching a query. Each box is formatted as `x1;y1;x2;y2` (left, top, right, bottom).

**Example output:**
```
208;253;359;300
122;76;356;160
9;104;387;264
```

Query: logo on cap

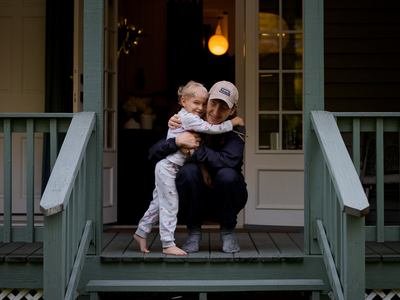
219;87;231;97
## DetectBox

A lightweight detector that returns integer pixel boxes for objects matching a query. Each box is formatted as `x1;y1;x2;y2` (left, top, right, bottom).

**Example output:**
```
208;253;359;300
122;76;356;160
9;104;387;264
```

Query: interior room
117;0;236;224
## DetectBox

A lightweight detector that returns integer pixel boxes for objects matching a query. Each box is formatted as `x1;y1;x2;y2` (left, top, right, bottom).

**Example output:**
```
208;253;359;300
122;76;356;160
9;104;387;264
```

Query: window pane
108;0;115;29
107;111;114;149
282;73;302;111
282;0;302;30
107;73;114;109
259;74;279;111
283;33;302;70
259;0;279;30
283;114;302;150
259;34;279;69
259;114;279;150
108;30;116;70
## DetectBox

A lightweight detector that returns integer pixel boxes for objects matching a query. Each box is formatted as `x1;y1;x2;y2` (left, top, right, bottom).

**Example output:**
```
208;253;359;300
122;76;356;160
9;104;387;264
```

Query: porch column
83;0;104;255
303;0;325;255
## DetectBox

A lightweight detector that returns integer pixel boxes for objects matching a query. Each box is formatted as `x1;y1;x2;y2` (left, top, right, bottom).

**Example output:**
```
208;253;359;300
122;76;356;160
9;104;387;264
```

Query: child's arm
180;114;244;135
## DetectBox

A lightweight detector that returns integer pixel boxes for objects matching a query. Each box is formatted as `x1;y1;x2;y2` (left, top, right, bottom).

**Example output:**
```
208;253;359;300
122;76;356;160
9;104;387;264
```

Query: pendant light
208;19;229;56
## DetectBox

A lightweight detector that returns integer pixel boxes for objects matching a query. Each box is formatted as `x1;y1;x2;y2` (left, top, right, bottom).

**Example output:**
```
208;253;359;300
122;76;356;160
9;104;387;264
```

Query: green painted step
86;279;326;292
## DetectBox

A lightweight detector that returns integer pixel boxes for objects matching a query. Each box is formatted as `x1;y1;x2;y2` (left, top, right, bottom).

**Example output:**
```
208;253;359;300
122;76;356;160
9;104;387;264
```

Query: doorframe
235;0;245;227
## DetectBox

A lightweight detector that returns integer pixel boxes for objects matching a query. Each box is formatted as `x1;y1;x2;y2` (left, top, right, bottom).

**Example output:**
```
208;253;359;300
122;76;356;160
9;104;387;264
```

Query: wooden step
86;279;326;293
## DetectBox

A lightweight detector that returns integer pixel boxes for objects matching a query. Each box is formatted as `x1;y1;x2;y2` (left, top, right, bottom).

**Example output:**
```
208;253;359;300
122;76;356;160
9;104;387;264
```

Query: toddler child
134;80;244;255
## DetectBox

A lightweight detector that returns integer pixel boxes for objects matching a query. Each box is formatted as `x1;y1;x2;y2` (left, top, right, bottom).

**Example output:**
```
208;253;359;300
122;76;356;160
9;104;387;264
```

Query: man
148;81;248;253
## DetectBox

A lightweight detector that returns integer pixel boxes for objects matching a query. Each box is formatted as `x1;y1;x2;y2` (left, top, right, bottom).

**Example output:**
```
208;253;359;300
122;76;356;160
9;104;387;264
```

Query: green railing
334;112;400;242
40;112;97;299
309;111;370;300
0;112;99;300
0;113;73;243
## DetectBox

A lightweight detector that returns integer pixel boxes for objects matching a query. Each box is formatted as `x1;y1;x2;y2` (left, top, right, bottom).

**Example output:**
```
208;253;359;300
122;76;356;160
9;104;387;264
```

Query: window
258;0;303;151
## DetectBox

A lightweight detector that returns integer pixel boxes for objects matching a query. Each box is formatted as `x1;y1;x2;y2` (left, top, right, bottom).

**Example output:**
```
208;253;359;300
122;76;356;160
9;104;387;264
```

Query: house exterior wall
324;0;400;113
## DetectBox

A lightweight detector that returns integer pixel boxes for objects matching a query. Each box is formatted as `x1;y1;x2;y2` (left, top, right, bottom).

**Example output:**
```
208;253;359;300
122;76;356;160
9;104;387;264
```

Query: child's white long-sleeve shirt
166;107;233;166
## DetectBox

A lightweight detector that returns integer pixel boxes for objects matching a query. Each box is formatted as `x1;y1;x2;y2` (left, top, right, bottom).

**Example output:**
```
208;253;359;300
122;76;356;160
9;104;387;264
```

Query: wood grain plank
0;242;25;262
187;232;210;263
122;233;156;262
27;246;44;263
209;232;233;262
366;241;400;262
364;245;381;262
383;241;400;255
269;233;304;261
250;232;281;262
144;232;165;262
165;232;188;262
101;233;133;262
103;232;117;251
234;233;259;262
4;242;42;263
288;232;305;252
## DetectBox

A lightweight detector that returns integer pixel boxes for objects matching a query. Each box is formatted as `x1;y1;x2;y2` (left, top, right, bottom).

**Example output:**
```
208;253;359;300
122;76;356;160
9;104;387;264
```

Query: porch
1;111;400;299
2;229;400;299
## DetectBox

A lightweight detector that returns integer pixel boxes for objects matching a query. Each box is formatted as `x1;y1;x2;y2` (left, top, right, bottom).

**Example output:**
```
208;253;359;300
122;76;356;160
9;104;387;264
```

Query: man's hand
168;114;182;129
176;132;201;149
199;164;214;188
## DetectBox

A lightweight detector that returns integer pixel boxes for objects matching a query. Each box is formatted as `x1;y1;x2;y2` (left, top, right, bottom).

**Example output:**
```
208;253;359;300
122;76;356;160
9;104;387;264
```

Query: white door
244;0;304;227
0;0;46;224
73;0;118;224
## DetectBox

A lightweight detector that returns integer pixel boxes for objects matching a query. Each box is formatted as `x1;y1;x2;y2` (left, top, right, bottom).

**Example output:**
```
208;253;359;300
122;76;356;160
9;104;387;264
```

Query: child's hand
168;114;182;129
231;116;244;127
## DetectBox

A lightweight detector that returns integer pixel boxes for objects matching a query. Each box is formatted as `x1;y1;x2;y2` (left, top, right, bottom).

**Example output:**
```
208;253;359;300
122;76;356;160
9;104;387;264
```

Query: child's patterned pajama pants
136;159;180;248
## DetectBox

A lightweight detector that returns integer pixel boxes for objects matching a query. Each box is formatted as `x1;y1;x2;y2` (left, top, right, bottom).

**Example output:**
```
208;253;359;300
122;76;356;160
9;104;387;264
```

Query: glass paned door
258;0;303;151
244;0;304;228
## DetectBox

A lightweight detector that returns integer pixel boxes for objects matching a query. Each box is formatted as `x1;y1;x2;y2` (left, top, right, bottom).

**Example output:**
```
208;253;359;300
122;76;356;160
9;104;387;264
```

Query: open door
73;0;118;224
244;0;304;228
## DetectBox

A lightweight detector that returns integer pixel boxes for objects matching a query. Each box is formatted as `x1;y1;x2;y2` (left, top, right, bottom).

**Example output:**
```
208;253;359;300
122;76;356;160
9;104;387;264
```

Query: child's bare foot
163;246;187;256
134;234;150;253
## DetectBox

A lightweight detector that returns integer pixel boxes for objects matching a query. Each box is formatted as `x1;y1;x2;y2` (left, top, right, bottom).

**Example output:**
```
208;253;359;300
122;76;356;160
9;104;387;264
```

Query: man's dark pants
176;163;248;231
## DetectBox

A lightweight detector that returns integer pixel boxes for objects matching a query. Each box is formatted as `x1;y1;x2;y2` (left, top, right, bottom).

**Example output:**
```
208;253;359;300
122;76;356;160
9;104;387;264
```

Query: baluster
322;162;328;233
338;194;343;279
376;118;384;242
352;118;361;176
26;118;35;243
331;181;338;269
79;157;86;239
50;118;58;171
3;119;12;243
67;193;74;282
73;172;79;255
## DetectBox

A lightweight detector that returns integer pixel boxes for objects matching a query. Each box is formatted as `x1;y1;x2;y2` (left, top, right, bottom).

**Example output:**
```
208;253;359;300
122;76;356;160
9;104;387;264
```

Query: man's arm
148;132;202;164
148;137;178;164
192;126;246;171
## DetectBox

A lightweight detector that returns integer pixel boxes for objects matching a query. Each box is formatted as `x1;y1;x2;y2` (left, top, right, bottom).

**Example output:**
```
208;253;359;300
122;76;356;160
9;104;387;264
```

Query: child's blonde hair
177;81;208;106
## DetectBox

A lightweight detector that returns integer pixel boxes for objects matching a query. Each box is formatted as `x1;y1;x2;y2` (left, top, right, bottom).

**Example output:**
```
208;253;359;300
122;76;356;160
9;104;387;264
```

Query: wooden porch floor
2;228;400;263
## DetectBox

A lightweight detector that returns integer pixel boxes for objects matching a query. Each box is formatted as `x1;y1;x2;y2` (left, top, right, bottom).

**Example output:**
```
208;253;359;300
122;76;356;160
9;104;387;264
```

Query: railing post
43;212;66;299
304;0;325;254
307;131;325;254
84;0;104;255
342;214;365;299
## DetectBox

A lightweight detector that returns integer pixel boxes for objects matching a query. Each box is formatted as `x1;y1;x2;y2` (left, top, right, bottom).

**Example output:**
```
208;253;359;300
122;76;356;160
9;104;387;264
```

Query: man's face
205;99;236;125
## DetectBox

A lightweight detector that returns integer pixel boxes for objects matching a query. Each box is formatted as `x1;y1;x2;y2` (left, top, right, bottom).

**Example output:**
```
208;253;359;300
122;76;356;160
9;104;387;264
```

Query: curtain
41;0;74;193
